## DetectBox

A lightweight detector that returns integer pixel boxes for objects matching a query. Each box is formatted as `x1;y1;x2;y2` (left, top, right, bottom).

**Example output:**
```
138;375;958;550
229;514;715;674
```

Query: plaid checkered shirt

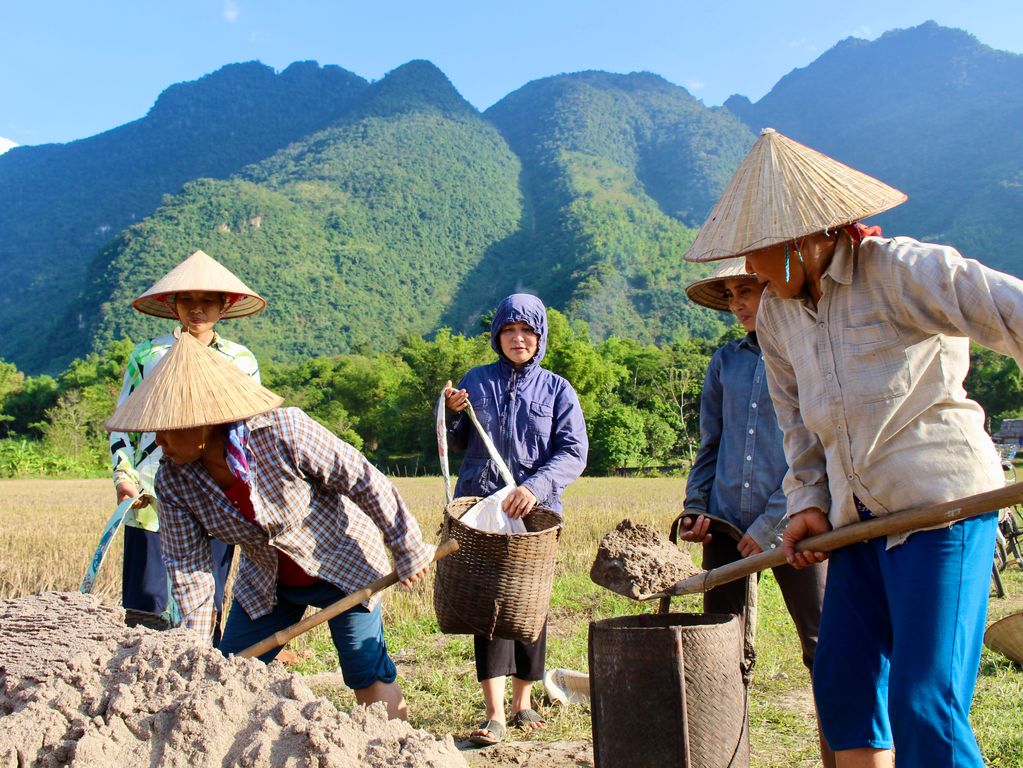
156;407;434;639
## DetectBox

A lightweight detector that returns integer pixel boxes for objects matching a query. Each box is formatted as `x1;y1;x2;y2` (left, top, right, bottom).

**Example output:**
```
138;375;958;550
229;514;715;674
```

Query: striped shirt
110;330;260;530
156;407;434;639
757;234;1023;537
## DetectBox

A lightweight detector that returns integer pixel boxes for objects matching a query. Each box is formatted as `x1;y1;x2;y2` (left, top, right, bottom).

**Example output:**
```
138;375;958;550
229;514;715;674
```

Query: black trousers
474;621;547;682
702;535;826;670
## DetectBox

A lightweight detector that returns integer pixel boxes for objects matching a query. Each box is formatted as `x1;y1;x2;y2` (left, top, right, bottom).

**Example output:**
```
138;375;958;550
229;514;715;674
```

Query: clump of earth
0;591;466;768
589;519;700;599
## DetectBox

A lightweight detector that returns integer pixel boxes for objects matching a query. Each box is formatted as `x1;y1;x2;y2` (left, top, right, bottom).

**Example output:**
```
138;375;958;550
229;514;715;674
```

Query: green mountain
55;61;525;371
724;21;1023;275
473;71;752;343
4;22;1021;374
42;65;743;372
0;60;369;370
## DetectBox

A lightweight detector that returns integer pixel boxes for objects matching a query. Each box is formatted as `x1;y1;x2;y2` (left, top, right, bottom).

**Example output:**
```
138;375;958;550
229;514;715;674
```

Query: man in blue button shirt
681;257;832;768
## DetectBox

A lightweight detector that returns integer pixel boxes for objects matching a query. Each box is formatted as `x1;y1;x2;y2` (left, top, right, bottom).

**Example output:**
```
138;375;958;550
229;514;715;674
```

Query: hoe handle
238;539;459;659
653;481;1023;599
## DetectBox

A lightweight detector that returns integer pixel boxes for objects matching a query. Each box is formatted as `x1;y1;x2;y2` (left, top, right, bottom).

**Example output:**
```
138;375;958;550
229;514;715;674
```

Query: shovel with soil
591;481;1023;601
584;483;1023;768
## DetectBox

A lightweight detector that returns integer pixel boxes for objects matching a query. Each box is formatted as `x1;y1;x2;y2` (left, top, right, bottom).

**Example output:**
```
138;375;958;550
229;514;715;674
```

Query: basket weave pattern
590;613;749;768
433;496;561;643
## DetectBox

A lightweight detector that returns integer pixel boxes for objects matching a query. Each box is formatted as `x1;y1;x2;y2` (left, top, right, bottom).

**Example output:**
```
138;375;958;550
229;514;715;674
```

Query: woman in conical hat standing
109;249;265;638
685;128;1023;767
105;333;433;720
682;258;832;767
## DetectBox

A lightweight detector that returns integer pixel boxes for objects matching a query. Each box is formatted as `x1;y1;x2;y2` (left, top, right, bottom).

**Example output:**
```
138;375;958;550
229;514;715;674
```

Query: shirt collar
737;332;760;352
247;411;276;431
821;232;857;287
208;330;226;350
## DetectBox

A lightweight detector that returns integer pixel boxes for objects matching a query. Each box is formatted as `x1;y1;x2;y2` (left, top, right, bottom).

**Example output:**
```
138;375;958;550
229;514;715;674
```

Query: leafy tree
588;404;648;473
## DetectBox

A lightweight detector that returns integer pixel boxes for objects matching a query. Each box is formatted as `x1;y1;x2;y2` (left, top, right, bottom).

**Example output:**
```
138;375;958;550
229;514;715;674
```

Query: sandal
468;719;505;746
510;707;546;732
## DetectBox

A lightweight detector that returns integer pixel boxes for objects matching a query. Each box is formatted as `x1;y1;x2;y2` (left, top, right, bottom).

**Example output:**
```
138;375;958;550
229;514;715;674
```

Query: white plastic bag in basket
460;486;527;534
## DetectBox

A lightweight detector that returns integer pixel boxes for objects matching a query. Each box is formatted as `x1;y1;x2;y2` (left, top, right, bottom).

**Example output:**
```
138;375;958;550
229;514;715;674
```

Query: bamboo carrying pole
643;481;1023;600
238;539;459;659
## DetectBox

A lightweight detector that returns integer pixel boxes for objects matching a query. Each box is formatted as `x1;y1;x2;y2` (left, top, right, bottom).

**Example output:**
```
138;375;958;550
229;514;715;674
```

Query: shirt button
744;482;750;488
847;474;854;480
749;429;754;435
746;455;752;461
826;373;834;381
751;403;758;409
818;322;825;328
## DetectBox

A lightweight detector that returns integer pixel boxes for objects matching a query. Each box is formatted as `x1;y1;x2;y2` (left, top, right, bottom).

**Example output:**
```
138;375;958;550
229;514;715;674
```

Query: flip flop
510;708;546;731
468;719;505;746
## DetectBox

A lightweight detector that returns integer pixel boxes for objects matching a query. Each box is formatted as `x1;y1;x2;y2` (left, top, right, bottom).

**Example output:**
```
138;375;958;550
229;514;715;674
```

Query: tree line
0;309;1019;479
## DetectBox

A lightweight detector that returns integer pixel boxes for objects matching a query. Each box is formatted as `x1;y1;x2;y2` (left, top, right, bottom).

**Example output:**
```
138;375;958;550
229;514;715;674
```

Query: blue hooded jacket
448;294;588;515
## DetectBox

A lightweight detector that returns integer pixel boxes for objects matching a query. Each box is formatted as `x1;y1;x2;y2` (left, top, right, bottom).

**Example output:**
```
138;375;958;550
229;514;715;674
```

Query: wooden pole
238;539;459;659
645;481;1023;600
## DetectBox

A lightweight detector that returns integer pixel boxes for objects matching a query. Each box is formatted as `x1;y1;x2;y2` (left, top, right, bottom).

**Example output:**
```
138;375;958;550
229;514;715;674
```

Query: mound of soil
0;592;466;768
589;519;700;599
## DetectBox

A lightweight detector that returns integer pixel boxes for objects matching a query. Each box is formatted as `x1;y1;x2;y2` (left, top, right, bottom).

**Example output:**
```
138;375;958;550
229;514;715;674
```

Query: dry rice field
2;476;1022;767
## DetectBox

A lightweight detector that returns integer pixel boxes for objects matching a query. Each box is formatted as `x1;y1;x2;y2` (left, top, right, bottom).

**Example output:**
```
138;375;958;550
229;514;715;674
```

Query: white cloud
785;38;820;55
846;25;874;39
686;79;706;92
0;137;17;156
223;0;240;23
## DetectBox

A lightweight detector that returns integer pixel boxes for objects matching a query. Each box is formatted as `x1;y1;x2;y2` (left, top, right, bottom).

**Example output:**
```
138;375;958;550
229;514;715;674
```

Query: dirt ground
459;739;593;767
0;591;466;768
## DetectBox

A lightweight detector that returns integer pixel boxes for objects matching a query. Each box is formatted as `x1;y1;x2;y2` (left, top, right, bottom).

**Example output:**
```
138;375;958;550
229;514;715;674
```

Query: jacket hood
491;293;547;368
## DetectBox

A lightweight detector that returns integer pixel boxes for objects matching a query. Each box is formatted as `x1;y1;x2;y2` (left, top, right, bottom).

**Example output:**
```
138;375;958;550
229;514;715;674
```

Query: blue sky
2;1;1021;147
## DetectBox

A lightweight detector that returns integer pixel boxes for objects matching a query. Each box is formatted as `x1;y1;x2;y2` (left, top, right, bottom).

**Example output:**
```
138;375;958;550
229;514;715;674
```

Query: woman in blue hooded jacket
444;293;588;744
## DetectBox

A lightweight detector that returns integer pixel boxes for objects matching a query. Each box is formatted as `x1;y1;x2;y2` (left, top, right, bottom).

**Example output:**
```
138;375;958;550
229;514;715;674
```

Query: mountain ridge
2;21;1020;373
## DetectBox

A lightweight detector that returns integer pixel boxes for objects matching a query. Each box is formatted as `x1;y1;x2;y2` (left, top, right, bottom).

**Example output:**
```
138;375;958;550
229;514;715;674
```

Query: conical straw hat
984;610;1023;666
105;331;283;432
683;128;907;263
132;250;267;319
685;257;759;311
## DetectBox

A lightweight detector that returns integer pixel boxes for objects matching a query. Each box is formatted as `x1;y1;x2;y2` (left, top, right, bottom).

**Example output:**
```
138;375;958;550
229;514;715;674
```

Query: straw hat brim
684;128;907;263
105;331;283;433
984;610;1023;665
132;249;267;319
685;257;759;311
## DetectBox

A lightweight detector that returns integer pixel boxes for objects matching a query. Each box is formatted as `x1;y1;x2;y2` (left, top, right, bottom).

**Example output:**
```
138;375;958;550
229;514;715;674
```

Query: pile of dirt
589;519;700;599
0;592;466;768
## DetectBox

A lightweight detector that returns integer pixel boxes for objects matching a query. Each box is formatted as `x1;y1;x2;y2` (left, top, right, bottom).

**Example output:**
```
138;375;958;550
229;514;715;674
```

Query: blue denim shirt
448;294;588;516
684;333;788;550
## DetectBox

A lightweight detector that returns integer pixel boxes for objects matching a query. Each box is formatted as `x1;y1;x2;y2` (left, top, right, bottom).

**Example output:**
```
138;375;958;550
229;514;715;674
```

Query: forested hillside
477;71;750;343
724;22;1023;274
1;22;1021;374
56;62;524;371
0;61;369;371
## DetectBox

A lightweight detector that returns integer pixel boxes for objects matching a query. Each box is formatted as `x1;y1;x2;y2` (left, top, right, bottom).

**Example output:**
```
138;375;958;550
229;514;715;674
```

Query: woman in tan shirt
684;129;1023;768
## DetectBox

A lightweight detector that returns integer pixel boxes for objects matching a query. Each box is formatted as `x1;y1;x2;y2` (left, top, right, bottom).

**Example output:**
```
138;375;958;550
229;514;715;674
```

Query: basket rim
445;495;562;537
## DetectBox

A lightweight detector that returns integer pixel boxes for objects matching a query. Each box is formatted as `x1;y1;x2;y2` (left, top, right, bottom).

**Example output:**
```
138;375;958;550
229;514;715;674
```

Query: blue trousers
218;580;397;691
812;513;996;766
122;526;233;642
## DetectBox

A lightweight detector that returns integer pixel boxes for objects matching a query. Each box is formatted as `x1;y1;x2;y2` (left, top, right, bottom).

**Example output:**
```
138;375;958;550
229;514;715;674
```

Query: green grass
285;477;1023;765
5;476;1020;765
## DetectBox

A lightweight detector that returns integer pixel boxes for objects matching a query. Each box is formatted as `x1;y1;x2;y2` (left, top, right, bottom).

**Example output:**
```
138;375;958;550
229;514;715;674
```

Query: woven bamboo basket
590;613;749;767
433;495;561;643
